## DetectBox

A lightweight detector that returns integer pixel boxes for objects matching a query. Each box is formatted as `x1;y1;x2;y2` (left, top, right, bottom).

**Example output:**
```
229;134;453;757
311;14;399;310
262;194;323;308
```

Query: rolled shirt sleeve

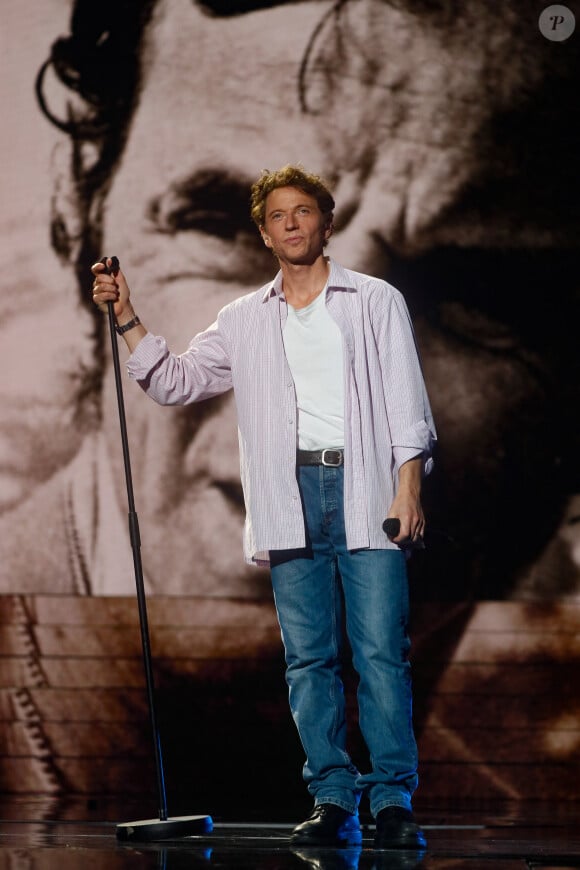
126;323;233;404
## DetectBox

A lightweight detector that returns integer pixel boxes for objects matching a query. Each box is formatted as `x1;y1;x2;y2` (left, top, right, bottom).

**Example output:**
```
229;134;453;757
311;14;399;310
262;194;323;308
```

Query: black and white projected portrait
0;0;578;809
2;0;578;599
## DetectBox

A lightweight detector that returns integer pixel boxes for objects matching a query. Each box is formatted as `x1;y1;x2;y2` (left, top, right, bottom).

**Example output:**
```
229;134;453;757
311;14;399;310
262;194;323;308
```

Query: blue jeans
270;465;418;817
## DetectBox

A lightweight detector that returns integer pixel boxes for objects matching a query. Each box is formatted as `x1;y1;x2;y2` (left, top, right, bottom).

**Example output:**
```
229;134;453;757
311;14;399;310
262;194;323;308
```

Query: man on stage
91;164;436;850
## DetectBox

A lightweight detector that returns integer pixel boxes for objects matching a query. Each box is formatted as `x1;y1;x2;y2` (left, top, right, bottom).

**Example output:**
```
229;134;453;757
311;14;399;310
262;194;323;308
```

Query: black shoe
290;804;362;847
374;806;426;850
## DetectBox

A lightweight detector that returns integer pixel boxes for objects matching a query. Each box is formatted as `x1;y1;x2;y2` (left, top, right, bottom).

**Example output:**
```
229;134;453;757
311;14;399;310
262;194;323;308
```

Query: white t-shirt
283;288;345;450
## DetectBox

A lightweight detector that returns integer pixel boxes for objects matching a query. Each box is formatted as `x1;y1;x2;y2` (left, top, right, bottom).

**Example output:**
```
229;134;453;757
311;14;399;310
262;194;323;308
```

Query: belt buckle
321;448;342;467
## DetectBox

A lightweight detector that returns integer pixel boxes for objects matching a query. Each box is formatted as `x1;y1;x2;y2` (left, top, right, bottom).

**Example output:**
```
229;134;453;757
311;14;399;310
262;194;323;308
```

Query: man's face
260;186;332;265
99;0;330;595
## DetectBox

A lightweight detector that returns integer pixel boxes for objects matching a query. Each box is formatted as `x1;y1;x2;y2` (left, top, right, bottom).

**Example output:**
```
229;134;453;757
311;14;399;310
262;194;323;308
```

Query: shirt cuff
126;332;167;380
392;420;436;476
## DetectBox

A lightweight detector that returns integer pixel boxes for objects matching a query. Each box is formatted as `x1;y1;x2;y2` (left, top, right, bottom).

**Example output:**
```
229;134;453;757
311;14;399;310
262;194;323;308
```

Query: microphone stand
103;261;212;842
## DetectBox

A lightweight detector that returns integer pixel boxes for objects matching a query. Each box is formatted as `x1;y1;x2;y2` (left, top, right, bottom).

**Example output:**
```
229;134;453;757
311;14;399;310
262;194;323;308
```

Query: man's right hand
91;258;146;349
91;257;133;322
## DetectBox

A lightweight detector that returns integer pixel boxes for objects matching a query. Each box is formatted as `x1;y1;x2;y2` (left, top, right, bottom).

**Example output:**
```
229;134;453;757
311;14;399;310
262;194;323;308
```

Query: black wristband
115;315;141;335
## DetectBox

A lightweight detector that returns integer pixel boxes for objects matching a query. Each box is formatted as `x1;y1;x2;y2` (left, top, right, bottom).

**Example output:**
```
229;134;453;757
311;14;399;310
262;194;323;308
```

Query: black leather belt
297;448;344;467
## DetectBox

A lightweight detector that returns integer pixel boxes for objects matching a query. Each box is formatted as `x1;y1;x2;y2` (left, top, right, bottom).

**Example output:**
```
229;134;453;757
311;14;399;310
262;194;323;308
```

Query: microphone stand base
116;814;213;842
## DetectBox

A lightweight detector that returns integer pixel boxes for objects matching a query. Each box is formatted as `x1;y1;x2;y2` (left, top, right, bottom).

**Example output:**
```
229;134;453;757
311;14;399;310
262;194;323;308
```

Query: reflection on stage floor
0;798;579;869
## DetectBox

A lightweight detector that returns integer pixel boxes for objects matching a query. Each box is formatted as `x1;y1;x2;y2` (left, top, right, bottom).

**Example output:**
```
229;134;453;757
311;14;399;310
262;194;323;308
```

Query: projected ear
50;141;86;266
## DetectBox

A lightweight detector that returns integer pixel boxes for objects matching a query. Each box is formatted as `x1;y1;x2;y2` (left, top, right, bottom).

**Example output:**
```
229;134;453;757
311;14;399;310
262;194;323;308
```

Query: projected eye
146;169;273;282
439;302;519;352
147;171;255;240
195;0;297;15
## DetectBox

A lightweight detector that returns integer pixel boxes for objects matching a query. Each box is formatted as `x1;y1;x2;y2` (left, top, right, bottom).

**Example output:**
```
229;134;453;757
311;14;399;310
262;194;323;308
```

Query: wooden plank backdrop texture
0;595;579;811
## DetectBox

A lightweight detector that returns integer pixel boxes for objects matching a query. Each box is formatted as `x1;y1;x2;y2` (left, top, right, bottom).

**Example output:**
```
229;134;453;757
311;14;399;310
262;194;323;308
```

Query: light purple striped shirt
127;259;436;565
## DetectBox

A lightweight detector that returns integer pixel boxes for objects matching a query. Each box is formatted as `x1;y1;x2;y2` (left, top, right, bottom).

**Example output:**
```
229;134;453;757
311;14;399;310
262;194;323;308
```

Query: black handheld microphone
382;518;401;539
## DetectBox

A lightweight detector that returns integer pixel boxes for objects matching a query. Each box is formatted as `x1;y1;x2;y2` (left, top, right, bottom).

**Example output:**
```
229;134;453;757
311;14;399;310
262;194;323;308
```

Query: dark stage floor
1;799;579;869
